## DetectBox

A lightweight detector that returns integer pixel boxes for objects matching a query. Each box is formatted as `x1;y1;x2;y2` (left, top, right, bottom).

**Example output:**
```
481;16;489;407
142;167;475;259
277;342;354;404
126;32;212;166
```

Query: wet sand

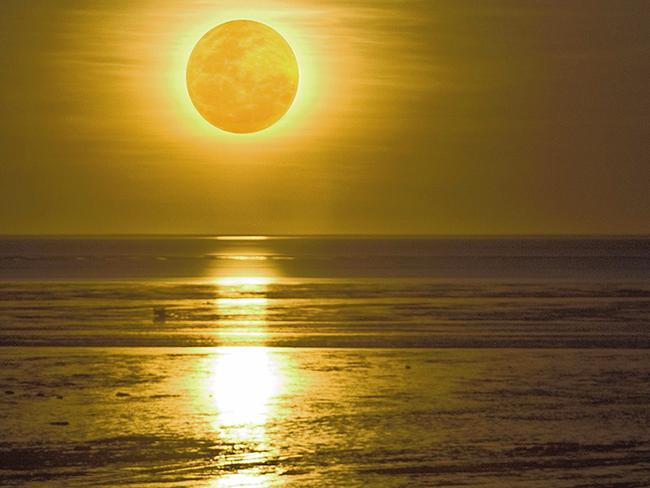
1;237;649;486
2;347;650;487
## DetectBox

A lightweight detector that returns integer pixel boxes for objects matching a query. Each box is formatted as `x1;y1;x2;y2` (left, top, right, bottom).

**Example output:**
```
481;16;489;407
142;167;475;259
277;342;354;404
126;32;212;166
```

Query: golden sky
1;0;648;234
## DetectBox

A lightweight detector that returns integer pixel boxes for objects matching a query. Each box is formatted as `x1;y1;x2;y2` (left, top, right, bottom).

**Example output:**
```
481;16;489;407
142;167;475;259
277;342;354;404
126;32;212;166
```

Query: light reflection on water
215;296;268;327
201;269;282;487
207;472;270;488
214;275;271;332
202;347;281;487
206;347;280;436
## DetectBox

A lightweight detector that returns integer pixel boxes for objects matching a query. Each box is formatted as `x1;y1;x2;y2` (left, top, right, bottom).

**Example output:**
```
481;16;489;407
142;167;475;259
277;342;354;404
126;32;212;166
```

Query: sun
186;20;299;134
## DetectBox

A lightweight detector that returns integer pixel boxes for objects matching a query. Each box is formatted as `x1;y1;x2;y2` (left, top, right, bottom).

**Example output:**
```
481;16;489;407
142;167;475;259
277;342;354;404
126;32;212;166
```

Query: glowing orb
186;20;299;134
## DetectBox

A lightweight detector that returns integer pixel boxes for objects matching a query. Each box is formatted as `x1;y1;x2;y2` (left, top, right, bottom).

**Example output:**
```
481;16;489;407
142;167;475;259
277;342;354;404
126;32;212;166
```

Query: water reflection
207;472;269;488
214;277;271;336
201;269;283;487
206;347;280;437
215;235;270;241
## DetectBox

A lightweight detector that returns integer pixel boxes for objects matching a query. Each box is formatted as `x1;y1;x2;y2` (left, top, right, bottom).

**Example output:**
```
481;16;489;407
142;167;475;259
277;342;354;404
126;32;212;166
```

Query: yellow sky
1;0;648;234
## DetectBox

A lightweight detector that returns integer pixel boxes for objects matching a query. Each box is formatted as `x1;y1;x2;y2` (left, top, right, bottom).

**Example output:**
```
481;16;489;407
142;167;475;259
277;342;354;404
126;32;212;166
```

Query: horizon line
0;233;648;239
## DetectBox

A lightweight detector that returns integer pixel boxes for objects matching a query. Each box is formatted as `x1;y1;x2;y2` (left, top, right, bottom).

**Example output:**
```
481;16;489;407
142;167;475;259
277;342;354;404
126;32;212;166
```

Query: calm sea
1;237;649;486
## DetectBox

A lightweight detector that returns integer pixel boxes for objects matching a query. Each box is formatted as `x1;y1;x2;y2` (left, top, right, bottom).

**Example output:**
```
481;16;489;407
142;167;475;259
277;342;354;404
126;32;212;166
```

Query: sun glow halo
168;9;317;140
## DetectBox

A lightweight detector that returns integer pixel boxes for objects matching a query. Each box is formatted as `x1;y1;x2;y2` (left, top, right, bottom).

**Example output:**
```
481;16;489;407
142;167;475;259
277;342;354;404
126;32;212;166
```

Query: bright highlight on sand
186;20;299;134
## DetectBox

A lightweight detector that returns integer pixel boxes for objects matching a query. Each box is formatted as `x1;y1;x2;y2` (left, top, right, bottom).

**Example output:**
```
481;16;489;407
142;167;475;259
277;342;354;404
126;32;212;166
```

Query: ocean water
1;237;649;486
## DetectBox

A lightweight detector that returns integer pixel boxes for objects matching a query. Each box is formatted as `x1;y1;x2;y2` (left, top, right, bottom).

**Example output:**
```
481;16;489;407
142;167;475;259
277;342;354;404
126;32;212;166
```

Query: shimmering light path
1;237;649;485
